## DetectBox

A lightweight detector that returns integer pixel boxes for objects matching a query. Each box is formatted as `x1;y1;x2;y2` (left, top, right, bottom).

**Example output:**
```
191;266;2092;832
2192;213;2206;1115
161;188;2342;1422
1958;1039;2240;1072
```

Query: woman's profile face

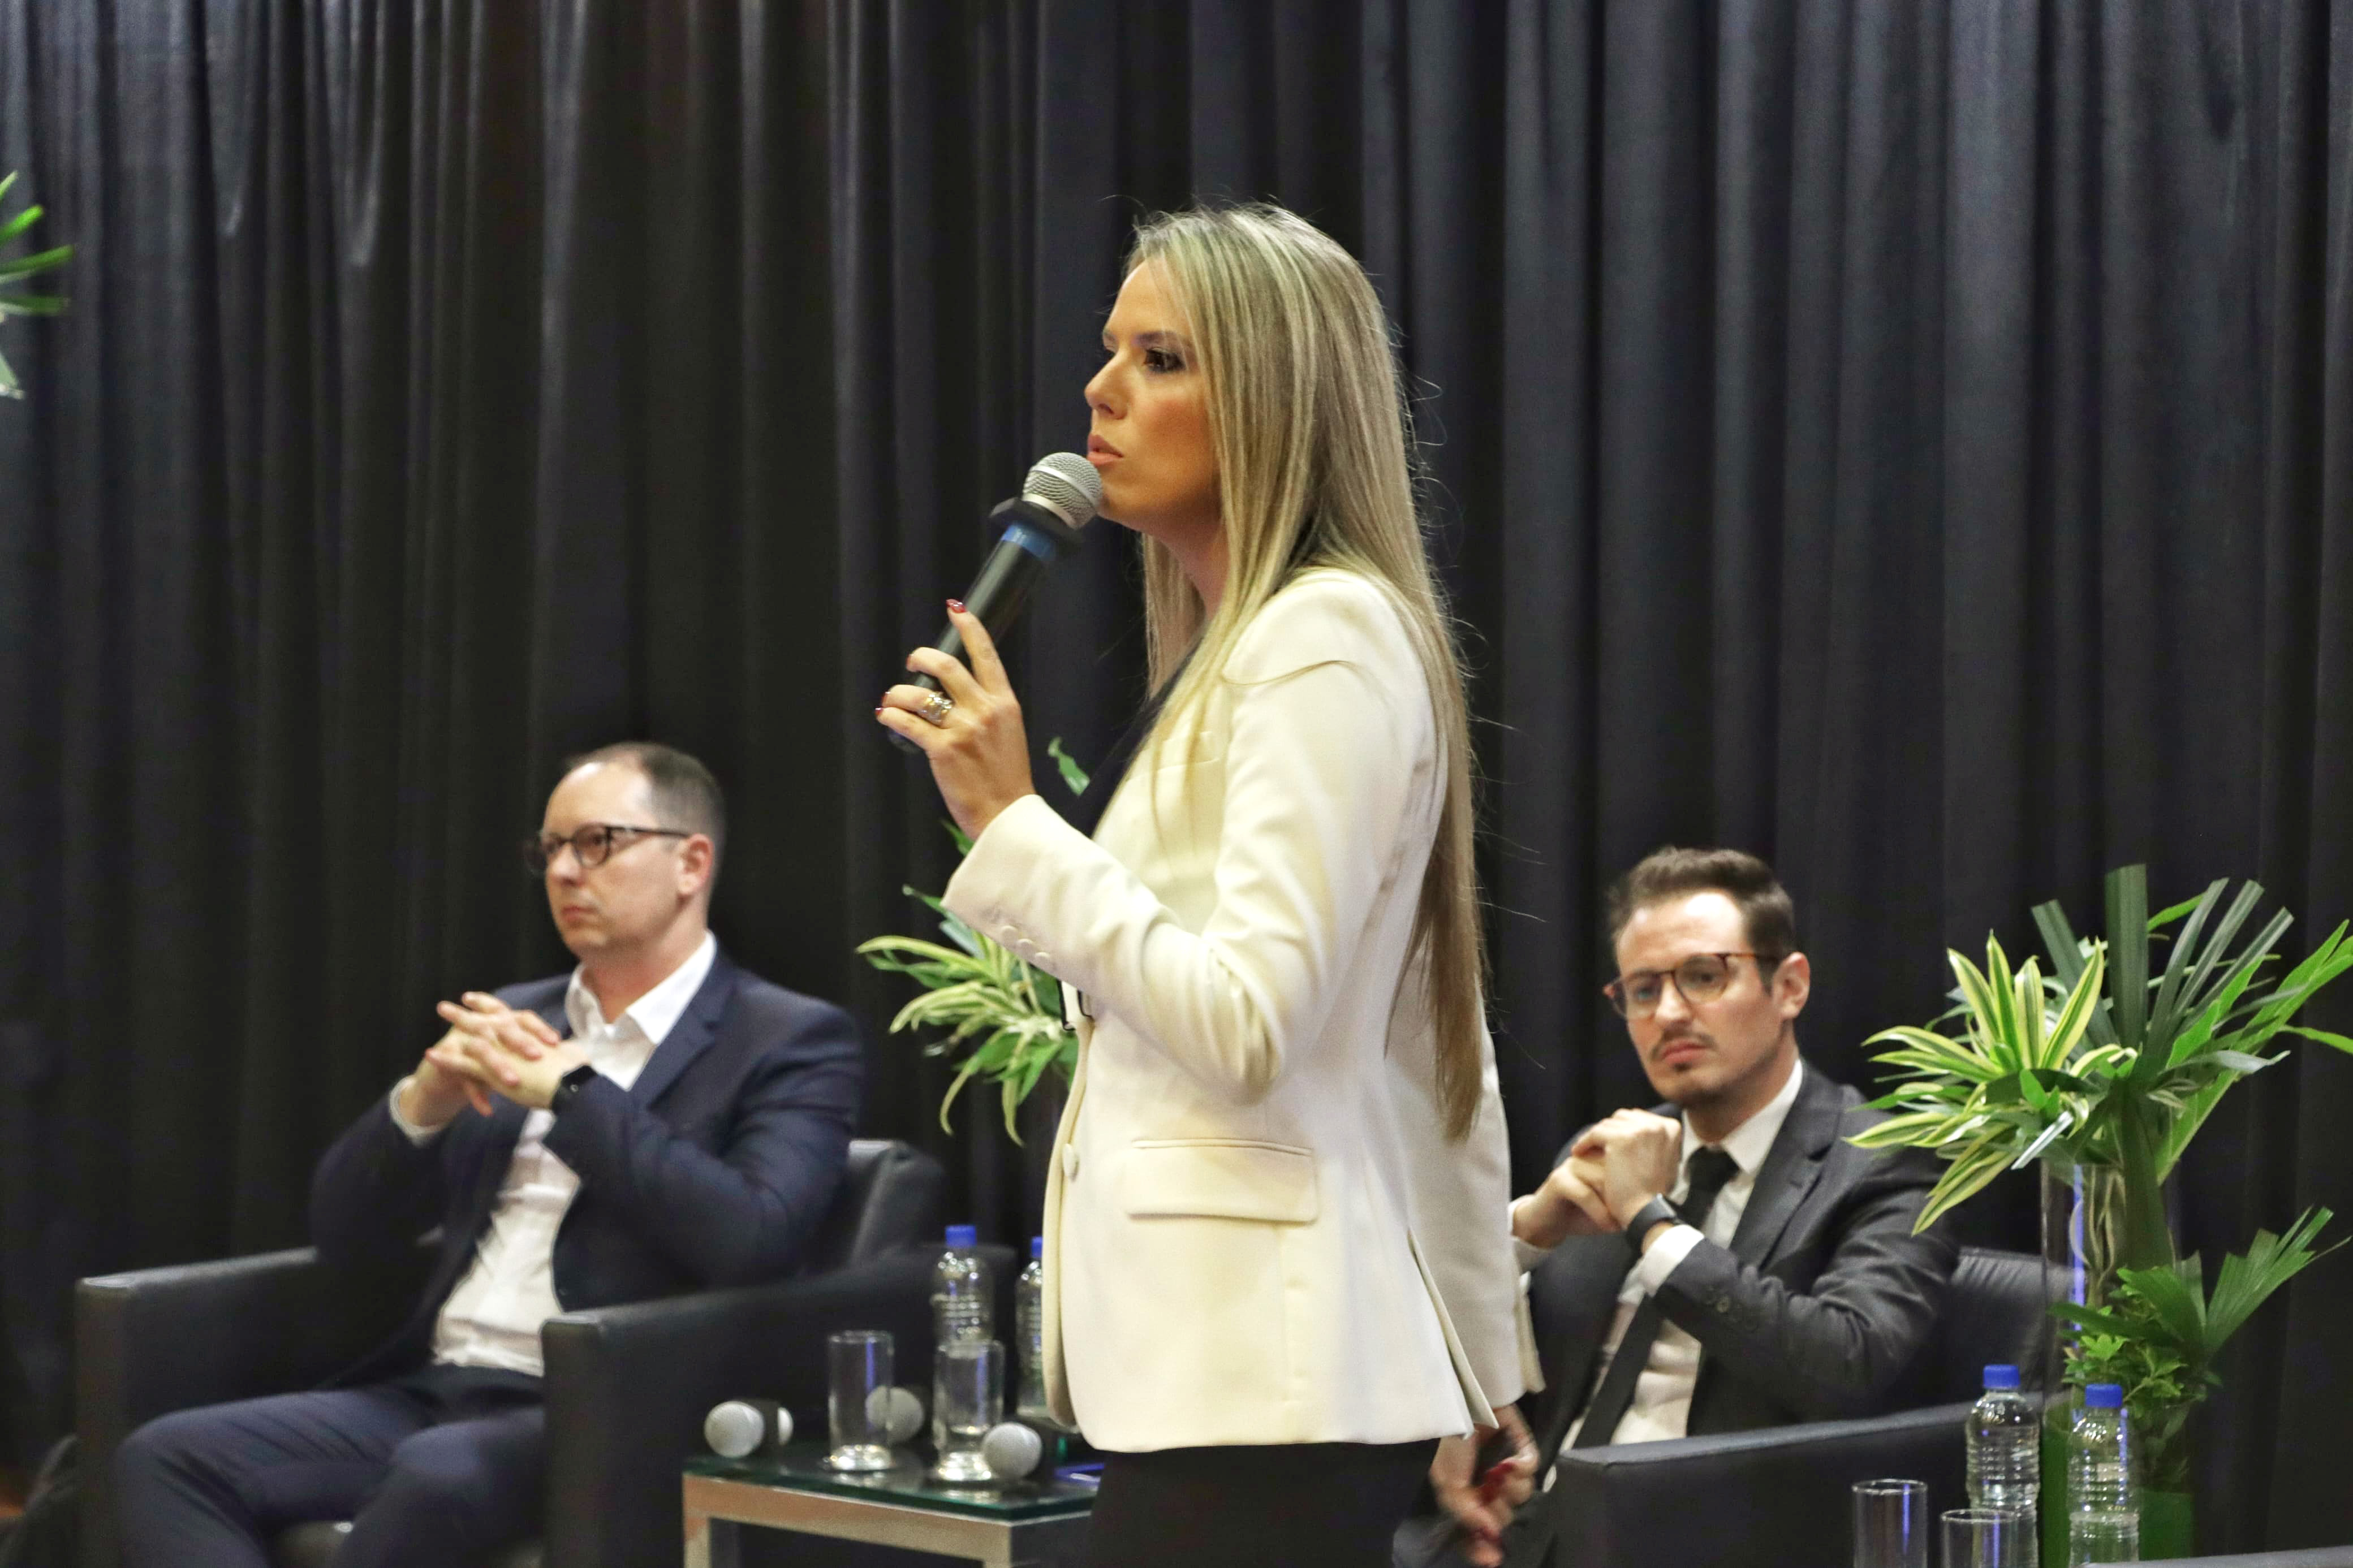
1085;260;1219;541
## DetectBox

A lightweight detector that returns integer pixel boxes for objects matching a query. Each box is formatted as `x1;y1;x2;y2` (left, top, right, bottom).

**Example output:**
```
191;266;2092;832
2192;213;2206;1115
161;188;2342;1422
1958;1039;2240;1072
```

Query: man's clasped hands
393;992;591;1131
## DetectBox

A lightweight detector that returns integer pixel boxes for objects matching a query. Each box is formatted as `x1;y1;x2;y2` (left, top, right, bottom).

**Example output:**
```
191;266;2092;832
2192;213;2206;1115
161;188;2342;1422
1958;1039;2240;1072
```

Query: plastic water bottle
1015;1236;1049;1420
2066;1383;2138;1565
932;1224;993;1346
1967;1363;2041;1515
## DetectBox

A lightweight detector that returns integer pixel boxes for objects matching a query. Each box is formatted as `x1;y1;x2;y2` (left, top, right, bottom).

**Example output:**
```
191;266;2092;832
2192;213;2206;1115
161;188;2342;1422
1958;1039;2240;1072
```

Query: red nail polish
947;598;966;613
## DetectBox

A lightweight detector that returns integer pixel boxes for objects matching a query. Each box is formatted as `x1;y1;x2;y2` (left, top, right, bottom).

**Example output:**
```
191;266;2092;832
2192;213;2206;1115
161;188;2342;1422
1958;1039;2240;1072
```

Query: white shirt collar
564;931;719;1046
1683;1053;1804;1176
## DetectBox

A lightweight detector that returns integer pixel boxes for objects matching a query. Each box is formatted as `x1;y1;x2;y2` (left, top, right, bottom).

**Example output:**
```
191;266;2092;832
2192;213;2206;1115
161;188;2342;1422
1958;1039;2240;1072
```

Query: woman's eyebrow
1103;328;1188;351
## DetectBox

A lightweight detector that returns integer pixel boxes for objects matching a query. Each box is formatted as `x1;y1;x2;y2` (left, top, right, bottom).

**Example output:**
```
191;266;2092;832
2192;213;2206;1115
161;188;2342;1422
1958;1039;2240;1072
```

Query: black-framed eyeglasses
1603;952;1783;1019
521;823;691;875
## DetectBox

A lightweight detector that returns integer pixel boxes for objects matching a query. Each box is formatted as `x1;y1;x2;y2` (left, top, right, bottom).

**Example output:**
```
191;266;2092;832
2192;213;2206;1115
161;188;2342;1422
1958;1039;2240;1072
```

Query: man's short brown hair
562;741;727;871
1605;846;1798;960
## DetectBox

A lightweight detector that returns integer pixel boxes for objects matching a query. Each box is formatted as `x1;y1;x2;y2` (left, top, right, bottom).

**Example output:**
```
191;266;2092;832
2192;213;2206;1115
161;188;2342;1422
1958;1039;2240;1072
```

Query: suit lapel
627;949;736;1109
1066;654;1190;841
1726;1061;1841;1269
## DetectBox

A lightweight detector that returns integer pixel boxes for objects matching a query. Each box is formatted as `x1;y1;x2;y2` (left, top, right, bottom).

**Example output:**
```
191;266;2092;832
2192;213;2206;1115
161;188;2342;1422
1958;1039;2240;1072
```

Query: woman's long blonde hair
1126;202;1487;1141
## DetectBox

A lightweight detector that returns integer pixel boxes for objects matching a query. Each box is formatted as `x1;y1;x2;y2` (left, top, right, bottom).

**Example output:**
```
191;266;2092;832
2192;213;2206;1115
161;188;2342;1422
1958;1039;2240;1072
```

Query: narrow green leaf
2145;878;2227;1045
2162;882;2265;1034
2202;1208;2339;1353
1045;736;1092;797
0;202;43;240
2108;865;2151;1049
2154;1074;2235;1182
0;242;75;279
2037;896;2119;1049
2282;1025;2353;1055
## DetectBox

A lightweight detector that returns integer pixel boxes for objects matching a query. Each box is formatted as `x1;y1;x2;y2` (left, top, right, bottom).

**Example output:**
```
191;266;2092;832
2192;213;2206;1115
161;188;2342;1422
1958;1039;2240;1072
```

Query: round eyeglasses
521;822;691;876
1603;952;1782;1018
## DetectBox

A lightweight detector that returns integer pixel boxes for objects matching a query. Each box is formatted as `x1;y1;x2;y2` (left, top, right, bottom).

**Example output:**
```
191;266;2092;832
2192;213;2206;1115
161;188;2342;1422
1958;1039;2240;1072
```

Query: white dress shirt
1545;1057;1805;1450
387;932;717;1377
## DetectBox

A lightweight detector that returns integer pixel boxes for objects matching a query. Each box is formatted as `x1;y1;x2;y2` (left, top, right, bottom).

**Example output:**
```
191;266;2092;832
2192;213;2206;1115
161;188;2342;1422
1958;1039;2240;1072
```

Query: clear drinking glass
825;1329;895;1471
1944;1506;2034;1568
930;1339;1004;1484
1853;1478;1931;1568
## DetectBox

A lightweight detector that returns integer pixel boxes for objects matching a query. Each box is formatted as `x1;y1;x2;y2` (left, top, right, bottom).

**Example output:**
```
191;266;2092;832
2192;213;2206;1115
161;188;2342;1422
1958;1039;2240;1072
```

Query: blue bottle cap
1983;1364;2020;1390
946;1224;979;1247
2084;1383;2124;1409
1031;1235;1045;1260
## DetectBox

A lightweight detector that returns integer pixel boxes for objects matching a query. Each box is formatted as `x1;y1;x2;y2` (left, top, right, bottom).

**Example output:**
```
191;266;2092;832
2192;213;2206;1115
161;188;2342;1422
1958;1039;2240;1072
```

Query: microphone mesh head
1023;452;1104;526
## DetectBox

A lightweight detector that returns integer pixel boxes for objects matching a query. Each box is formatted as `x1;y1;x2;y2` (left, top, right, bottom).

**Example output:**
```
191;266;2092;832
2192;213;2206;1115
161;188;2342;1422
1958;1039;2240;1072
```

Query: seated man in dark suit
1420;847;1955;1567
114;742;865;1568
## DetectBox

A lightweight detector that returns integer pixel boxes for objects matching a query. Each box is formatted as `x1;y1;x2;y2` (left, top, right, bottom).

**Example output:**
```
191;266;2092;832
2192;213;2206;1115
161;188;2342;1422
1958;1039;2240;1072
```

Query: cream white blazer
943;569;1525;1452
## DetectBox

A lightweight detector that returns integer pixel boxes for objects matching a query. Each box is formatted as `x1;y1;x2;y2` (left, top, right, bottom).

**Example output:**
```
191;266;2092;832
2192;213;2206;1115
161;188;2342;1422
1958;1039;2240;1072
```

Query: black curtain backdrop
3;0;2348;1550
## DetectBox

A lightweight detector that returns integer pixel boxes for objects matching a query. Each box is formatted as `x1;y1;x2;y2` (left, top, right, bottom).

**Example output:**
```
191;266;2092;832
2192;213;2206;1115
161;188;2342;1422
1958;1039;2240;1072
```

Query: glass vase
2039;1161;2196;1561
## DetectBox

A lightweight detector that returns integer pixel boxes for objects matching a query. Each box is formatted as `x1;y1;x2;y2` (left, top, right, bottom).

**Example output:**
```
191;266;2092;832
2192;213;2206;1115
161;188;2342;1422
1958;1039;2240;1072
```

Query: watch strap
1623;1194;1679;1259
552;1062;598;1113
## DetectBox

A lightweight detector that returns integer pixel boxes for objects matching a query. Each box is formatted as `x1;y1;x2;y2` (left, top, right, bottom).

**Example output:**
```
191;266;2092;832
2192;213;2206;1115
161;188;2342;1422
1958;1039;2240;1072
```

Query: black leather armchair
77;1137;950;1568
1540;1246;2048;1568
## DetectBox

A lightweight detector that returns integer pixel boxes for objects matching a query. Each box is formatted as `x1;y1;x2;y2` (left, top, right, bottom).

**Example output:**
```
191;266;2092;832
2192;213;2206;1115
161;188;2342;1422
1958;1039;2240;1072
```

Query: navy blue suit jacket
310;946;864;1384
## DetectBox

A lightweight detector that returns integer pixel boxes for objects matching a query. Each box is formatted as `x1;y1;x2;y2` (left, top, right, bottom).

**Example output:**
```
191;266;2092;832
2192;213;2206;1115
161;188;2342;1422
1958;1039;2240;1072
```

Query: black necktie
1565;1145;1741;1450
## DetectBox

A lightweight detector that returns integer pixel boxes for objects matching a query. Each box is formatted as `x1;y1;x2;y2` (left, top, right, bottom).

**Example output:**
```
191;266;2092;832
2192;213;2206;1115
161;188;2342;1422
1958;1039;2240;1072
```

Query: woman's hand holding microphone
876;602;1038;844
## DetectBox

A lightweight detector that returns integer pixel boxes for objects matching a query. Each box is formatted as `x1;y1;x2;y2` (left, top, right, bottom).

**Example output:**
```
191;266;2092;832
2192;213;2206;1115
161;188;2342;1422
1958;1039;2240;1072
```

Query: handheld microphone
703;1398;792;1458
887;453;1104;754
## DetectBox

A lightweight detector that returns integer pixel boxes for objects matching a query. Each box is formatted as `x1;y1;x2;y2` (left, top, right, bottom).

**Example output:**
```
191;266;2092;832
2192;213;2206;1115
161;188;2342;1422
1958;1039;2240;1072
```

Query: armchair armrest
1545;1401;1970;1567
76;1246;427;1568
540;1245;1011;1568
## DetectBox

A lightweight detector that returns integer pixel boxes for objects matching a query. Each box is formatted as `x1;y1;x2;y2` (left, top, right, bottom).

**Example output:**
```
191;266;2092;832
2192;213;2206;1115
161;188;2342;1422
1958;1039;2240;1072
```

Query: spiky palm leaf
858;741;1093;1142
1859;866;2353;1261
1;172;74;399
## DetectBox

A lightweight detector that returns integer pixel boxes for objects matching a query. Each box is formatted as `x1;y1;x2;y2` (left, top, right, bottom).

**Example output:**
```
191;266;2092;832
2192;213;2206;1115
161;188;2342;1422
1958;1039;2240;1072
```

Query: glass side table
683;1442;1096;1567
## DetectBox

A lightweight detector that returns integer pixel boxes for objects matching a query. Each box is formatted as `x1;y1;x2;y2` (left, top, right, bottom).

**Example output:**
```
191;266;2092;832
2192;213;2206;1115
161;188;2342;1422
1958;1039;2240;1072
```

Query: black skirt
1082;1439;1440;1568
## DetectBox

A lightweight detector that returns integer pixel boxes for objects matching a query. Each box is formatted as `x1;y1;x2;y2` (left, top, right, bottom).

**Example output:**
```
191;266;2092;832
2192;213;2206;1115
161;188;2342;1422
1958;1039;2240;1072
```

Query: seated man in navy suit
114;742;865;1568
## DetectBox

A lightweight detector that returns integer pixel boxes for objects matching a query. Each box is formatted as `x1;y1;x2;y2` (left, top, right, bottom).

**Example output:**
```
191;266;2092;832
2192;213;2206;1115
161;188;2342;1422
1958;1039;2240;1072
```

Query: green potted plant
1852;865;2351;1560
1;171;74;398
856;740;1092;1141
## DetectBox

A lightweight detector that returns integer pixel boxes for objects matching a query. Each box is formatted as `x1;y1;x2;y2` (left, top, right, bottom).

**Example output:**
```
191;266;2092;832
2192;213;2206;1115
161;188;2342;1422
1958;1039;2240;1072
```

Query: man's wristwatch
1622;1194;1679;1258
551;1062;598;1115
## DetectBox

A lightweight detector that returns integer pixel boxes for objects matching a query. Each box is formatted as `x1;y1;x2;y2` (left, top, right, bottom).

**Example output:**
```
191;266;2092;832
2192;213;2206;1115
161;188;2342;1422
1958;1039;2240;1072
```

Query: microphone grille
1023;452;1104;527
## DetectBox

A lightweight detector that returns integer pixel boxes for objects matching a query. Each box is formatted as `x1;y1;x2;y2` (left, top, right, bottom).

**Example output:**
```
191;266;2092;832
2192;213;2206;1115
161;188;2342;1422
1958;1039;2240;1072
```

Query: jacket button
1029;950;1055;968
1061;1144;1080;1180
1714;1297;1731;1315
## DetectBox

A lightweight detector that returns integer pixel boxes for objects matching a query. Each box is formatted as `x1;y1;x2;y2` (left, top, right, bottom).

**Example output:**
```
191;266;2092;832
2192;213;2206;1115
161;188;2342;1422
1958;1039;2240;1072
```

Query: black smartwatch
1623;1195;1679;1259
551;1062;598;1115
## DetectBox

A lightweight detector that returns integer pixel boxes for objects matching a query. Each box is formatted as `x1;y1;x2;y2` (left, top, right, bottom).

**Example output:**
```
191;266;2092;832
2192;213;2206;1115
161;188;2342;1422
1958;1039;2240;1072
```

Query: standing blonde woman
877;203;1532;1567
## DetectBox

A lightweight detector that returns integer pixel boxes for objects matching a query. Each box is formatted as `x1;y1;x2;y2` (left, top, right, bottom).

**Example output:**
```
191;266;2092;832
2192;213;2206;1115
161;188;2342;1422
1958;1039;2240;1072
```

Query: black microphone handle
888;497;1085;755
908;543;1049;696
